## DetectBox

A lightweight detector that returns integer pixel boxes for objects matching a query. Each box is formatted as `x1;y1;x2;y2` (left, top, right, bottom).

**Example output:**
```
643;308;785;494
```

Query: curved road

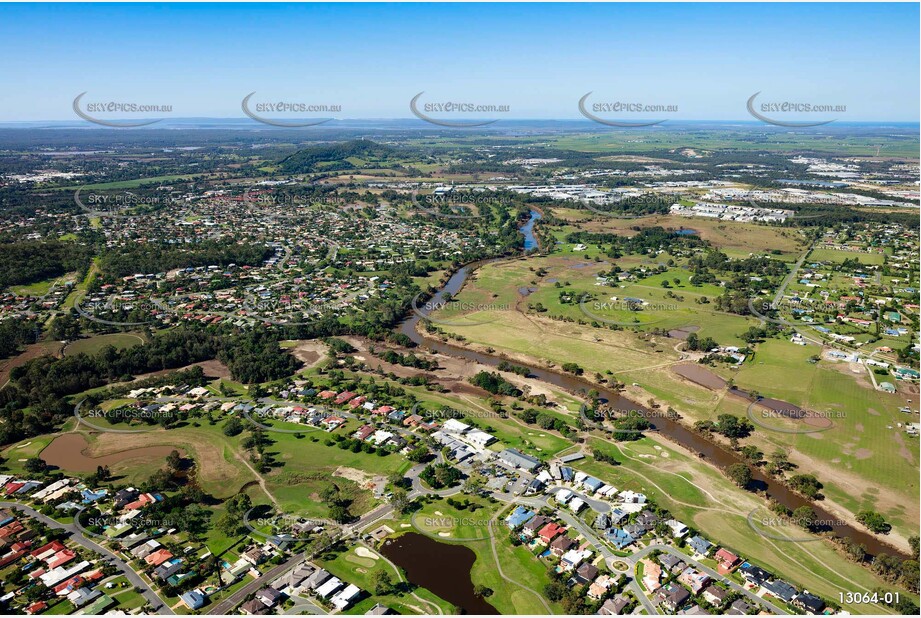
0;502;173;615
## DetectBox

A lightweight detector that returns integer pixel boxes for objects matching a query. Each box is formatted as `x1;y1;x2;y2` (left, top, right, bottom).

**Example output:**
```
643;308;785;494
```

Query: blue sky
0;2;917;122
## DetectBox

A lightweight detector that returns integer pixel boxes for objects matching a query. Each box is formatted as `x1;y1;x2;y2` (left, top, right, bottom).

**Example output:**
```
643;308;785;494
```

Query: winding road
0;502;173;615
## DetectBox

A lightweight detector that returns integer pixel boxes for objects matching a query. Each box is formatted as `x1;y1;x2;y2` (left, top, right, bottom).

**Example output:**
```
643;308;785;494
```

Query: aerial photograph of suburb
0;1;917;616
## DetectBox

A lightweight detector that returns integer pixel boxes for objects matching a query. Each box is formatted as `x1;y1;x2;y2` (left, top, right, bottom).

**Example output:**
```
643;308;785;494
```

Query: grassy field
720;339;920;539
63;332;146;356
438;254;761;351
9;276;58;296
547;131;921;159
56;174;201;191
580;435;915;614
549;211;808;258
810;247;887;265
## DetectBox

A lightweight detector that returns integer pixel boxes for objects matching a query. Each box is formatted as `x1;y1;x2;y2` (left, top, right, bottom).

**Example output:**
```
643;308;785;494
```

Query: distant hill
276;139;399;173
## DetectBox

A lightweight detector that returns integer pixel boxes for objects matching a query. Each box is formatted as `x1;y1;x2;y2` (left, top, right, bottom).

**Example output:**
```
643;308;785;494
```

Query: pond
379;532;498;614
40;433;181;472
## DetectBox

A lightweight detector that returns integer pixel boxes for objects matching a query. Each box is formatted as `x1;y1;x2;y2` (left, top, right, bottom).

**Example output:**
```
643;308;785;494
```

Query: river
396;212;909;560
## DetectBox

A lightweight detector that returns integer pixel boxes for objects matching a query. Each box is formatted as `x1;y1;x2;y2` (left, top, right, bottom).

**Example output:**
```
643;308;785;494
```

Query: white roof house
465;429;496;447
555;489;574;505
316;577;343;599
443;419;470;434
331;584;361;610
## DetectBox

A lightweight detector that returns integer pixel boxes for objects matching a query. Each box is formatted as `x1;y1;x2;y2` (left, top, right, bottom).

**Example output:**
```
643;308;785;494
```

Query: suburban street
629;545;788;615
0;502;174;615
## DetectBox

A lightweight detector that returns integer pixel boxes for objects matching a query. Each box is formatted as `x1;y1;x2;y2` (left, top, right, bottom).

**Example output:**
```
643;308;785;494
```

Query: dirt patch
334;466;383;491
288;339;328;368
41;433;182;472
854;448;873;460
672;363;727;390
59;429;246;498
129;359;231;382
0;341;65;388
892;432;915;465
668;326;700;340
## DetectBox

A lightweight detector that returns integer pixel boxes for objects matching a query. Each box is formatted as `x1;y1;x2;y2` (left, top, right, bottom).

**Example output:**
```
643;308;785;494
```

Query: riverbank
398;257;913;561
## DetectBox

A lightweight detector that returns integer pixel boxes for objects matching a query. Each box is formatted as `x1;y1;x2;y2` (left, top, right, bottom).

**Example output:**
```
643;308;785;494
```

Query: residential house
687;535;713;556
240;599;271;615
144;549;173;567
677;566;711;594
257;587;285;607
739;563;771;587
180;590;208;610
505;506;535;530
657;553;685;575
701;585;728;607
655;583;691;613
522;515;551;538
792;592;826;615
550;535;576;557
763;579;797;603
575;562;598;584
331;584;361;610
538;522;566;545
727;598;753;615
560;548;593;571
305;568;331;590
598;595;630;615
316;577;344;599
714;547;740;572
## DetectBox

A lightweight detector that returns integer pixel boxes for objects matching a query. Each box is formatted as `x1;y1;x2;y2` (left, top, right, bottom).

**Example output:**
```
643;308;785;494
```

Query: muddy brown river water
399;239;910;560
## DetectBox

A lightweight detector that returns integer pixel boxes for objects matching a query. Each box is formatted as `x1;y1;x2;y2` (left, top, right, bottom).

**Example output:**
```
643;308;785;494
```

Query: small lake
40;433;180;472
379;532;498;614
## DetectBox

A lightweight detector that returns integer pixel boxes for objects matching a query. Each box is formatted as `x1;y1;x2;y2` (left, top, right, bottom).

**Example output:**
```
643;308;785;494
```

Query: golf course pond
379;532;498;614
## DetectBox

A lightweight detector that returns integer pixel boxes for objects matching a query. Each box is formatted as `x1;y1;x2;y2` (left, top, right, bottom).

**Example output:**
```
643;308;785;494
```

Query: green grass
56;174;201;191
810;247;886;265
63;332;145;356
